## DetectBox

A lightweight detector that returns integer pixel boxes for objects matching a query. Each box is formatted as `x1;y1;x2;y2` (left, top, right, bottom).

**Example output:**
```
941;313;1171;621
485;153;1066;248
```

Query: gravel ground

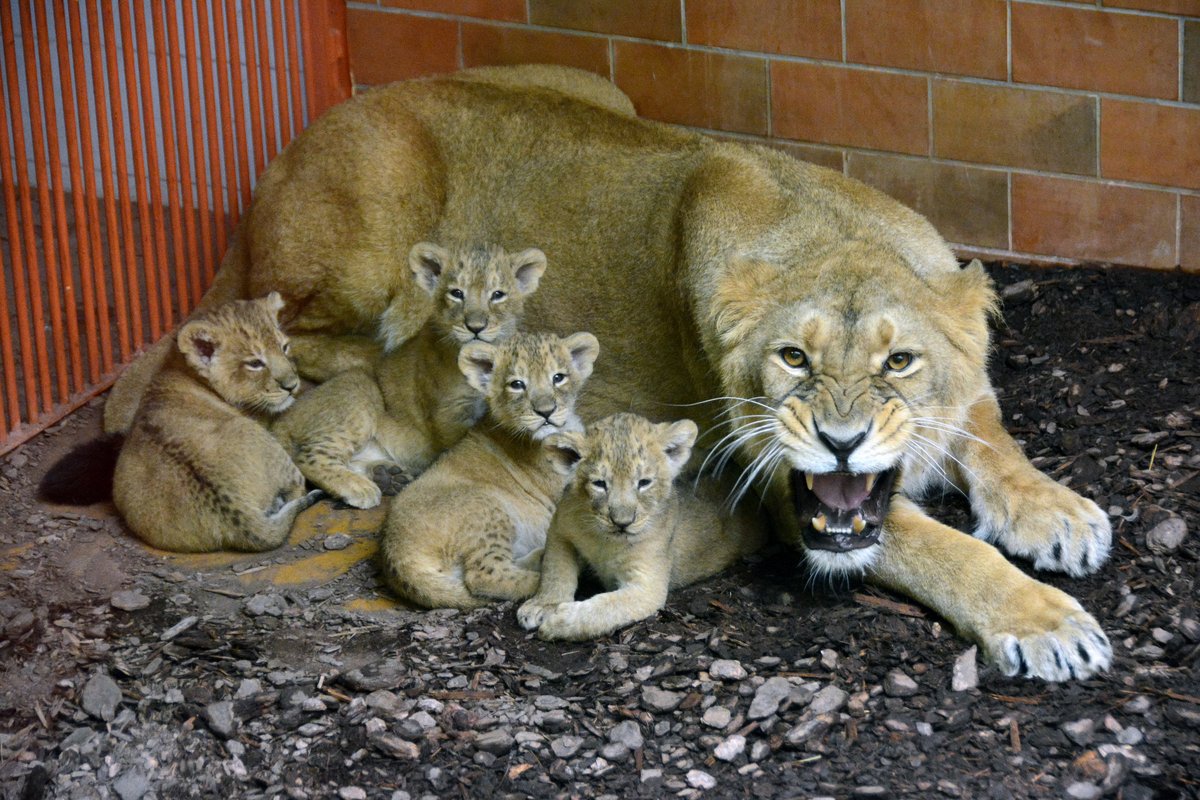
1;263;1198;800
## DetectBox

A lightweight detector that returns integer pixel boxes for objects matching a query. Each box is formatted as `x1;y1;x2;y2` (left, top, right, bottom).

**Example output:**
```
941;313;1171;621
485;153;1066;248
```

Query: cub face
549;413;698;538
177;292;299;414
459;331;599;441
407;242;547;345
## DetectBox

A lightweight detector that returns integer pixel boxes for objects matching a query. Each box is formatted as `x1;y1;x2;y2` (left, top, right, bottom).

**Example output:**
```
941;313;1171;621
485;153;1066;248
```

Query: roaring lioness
105;65;1112;681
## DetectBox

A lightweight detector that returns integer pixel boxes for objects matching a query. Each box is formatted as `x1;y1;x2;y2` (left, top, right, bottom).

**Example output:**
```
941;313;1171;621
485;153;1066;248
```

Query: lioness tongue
811;473;871;511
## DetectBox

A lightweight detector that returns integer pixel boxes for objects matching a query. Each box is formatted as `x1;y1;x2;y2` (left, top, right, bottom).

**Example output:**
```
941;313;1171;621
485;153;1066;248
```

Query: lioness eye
779;347;808;369
552;373;567;385
508;379;526;391
244;358;266;371
491;290;506;302
637;478;652;489
591;479;607;491
448;288;464;300
886;352;914;372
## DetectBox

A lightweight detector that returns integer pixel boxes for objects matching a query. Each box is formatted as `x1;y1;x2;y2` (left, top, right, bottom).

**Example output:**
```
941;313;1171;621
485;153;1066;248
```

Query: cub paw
334;475;383;509
535;605;589;641
371;464;412;497
979;586;1112;682
976;474;1111;577
516;600;561;631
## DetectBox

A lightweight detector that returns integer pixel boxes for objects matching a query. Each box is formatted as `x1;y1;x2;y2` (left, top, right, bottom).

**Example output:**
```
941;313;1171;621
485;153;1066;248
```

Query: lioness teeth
804;472;814;491
864;473;877;493
852;514;866;534
811;513;827;533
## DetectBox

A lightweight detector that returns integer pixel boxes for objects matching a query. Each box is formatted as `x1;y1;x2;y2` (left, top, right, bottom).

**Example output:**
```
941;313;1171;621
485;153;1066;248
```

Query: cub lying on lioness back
518;413;764;640
272;242;545;508
114;294;322;552
380;331;599;610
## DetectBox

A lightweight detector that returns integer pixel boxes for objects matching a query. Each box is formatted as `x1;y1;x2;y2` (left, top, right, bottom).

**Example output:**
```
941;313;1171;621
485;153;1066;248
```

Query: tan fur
107;66;1112;680
271;242;545;507
380;331;599;609
113;294;320;552
519;413;764;640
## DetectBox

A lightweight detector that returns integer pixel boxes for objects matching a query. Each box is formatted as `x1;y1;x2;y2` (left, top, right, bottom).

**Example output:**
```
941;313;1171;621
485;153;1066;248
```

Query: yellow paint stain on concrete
243;538;378;588
341;596;403;613
0;541;34;570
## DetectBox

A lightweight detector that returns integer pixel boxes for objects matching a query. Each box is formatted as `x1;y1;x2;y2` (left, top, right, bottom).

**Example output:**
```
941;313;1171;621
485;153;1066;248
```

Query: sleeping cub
517;413;764;640
113;293;322;552
380;331;600;609
272;242;546;508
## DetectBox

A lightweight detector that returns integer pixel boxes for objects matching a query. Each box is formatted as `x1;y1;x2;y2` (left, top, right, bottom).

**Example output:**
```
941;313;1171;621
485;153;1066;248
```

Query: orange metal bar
54;1;102;385
67;1;115;375
152;0;194;315
99;0;142;352
118;0;165;340
241;0;267;203
224;0;254;214
282;0;304;140
299;0;351;121
254;0;282;161
211;0;243;227
23;0;74;403
182;0;220;284
0;3;43;421
87;0;134;360
191;0;225;276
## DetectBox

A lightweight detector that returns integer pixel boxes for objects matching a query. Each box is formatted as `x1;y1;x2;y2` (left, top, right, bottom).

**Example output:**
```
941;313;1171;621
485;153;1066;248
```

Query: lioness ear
178;321;219;374
659;419;698;476
563;332;600;381
458;341;497;393
511;247;547;296
937;259;998;366
409;242;451;296
544;431;586;476
262;291;285;319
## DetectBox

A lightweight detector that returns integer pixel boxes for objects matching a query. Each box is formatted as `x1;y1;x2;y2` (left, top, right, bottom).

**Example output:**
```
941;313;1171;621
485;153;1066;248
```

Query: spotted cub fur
380;331;600;609
518;413;764;639
113;294;321;552
272;242;545;508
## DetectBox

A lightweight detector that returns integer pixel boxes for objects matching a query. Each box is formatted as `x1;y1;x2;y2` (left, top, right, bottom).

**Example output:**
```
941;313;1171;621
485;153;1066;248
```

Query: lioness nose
817;429;867;461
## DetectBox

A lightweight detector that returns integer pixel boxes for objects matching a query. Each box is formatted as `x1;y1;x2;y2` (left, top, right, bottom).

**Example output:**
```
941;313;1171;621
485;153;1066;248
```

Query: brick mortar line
679;0;687;44
1177;194;1184;266
681;124;1200;196
840;0;847;63
1007;171;1014;252
1179;19;1186;101
1014;0;1200;21
1007;0;1013;83
347;5;1200;111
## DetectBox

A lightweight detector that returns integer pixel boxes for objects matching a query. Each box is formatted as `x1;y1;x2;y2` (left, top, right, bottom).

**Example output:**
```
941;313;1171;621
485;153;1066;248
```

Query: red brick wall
345;0;1200;271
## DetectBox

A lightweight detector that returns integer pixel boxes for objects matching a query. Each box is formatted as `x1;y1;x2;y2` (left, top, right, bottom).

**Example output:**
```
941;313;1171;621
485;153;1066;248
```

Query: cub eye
885;351;915;372
508;379;526;391
244;358;266;371
490;290;506;302
551;373;567;386
591;479;607;491
448;288;464;301
637;478;652;489
282;341;291;355
779;347;808;369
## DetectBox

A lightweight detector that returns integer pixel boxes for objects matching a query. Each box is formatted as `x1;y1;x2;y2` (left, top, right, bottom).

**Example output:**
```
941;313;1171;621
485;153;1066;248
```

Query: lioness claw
989;611;1112;682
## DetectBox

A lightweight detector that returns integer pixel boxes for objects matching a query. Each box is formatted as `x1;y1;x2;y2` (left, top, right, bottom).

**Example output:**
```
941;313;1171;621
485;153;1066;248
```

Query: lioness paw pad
986;610;1111;682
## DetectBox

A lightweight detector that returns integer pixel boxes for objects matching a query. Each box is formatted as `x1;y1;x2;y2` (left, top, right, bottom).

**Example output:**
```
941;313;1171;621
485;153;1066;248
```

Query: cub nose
534;401;556;421
281;378;300;393
816;428;867;463
610;510;636;531
465;313;488;335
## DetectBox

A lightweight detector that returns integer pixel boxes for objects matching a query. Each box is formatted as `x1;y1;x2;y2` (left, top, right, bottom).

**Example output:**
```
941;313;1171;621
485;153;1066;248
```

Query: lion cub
381;331;600;609
272;242;546;508
113;294;322;552
518;413;764;640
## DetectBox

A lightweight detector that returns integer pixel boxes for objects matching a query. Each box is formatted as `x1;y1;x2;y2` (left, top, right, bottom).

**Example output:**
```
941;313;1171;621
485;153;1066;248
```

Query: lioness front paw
516;600;561;631
979;586;1112;682
975;474;1111;577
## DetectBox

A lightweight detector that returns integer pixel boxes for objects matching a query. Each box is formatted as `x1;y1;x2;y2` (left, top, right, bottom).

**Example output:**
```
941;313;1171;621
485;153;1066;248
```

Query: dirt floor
1;262;1198;800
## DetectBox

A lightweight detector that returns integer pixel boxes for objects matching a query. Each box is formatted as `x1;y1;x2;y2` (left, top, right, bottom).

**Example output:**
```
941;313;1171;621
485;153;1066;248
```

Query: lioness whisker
907;430;982;487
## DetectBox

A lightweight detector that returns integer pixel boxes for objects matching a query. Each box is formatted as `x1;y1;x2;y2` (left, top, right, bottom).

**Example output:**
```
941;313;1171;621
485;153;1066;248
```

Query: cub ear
563;332;600;382
458;341;497;393
659;419;699;476
409;242;452;296
262;291;285;318
543;431;586;476
178;321;219;373
511;247;547;296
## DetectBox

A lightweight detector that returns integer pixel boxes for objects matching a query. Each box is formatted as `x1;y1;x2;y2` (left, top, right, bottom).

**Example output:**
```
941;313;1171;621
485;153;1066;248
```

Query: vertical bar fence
0;0;351;455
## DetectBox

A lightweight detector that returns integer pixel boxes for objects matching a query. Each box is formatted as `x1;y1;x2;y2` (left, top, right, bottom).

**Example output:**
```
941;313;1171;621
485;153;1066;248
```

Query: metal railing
0;0;350;454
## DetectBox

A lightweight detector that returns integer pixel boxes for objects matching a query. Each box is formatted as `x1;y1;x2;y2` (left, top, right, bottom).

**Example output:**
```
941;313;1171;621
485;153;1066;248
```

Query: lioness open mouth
792;468;898;552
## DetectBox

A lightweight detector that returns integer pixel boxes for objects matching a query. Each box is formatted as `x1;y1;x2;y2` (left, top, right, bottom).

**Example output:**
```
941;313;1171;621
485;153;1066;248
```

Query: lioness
106;65;1112;680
